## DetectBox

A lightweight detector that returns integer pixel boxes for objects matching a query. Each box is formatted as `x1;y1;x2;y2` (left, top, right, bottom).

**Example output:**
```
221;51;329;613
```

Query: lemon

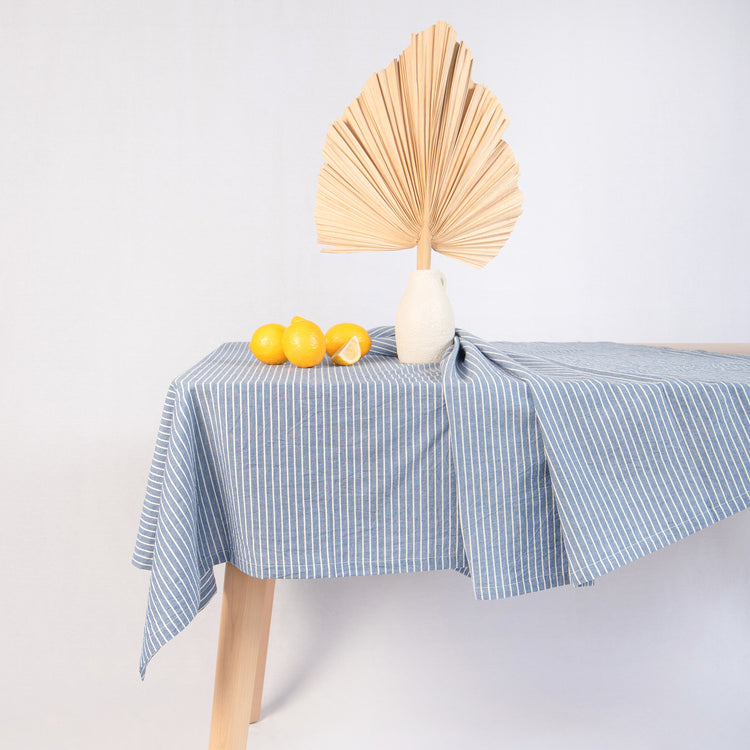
249;323;287;364
331;336;362;366
325;323;371;358
282;318;326;368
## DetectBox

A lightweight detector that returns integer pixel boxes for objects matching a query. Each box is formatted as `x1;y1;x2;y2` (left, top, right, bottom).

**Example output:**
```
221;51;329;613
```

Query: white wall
1;1;749;748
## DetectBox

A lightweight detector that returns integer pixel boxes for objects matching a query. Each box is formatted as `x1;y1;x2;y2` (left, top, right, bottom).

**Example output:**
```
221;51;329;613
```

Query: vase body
395;270;455;363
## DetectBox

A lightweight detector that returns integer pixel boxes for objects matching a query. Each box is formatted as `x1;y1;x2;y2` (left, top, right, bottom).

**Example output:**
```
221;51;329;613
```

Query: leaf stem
417;224;431;269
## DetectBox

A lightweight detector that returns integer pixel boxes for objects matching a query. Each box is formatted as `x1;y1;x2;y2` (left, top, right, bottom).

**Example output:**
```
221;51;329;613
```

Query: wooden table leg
208;564;275;750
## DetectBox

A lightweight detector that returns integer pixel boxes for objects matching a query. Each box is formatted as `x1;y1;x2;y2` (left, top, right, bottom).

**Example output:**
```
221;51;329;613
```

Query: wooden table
206;341;750;750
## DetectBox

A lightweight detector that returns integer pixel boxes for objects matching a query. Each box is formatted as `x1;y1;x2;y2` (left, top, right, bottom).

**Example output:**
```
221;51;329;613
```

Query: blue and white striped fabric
133;327;750;676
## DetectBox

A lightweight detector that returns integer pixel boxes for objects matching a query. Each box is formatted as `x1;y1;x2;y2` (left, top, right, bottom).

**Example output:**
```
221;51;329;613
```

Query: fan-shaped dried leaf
315;21;523;269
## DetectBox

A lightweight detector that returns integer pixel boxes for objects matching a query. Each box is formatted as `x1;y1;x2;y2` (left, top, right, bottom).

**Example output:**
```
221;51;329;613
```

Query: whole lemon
325;323;372;358
250;323;287;364
282;318;326;368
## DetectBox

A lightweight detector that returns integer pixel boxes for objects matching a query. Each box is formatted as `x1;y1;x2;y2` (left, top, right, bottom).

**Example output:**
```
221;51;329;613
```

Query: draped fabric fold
133;328;750;677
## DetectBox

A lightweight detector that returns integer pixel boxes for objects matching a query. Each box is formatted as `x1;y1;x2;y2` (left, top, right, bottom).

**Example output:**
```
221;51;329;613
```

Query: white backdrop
2;1;749;748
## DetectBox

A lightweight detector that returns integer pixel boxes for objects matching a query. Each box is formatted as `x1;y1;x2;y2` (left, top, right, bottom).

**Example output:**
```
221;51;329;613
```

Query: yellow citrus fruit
290;316;310;324
325;323;371;358
282;319;326;368
331;336;362;366
249;323;287;364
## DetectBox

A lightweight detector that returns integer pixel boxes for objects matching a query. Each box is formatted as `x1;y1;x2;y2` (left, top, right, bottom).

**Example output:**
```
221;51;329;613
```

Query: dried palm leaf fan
315;21;523;362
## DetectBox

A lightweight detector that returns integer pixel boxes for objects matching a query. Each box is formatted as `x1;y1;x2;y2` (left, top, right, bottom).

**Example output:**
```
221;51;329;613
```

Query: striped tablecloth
133;327;750;677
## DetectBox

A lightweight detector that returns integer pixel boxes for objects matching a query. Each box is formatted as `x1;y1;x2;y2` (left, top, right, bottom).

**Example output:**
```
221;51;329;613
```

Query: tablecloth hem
471;571;572;600
207;550;469;583
567;493;750;584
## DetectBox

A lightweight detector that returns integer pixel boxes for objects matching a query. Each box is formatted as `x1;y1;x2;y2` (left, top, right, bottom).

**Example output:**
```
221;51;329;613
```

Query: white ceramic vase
395;269;456;363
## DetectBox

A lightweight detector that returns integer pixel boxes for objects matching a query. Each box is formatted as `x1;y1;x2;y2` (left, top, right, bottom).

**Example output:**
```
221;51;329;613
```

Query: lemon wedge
325;323;371;358
331;336;361;366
